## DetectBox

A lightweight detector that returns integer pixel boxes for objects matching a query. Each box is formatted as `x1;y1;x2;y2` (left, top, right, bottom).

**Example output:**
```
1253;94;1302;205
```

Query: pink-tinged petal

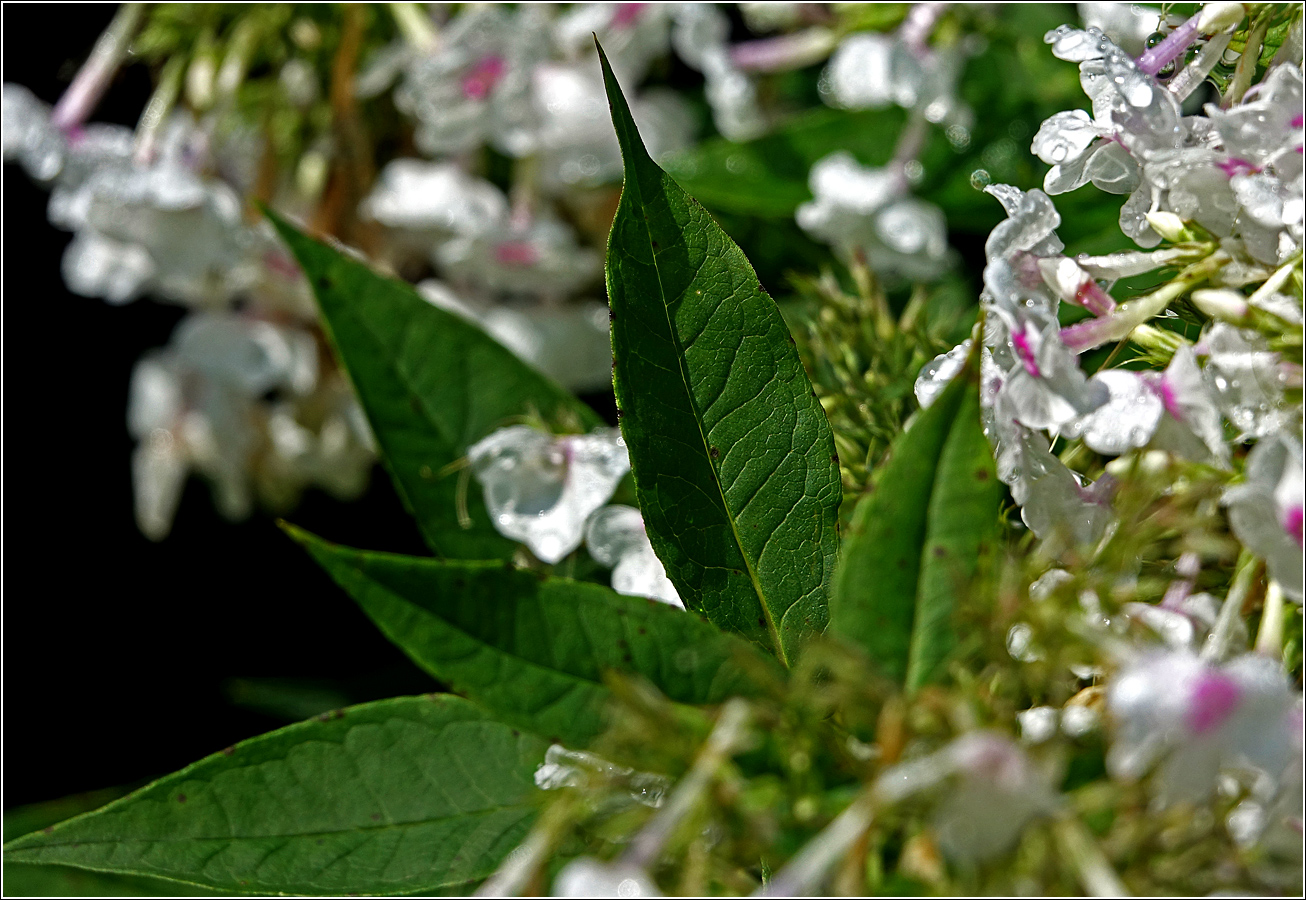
1076;278;1117;316
1187;671;1242;735
494;240;540;267
612;3;648;28
461;54;506;101
1284;505;1304;548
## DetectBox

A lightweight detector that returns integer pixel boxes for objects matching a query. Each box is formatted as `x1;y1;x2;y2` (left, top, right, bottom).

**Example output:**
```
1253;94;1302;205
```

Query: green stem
1202;550;1260;662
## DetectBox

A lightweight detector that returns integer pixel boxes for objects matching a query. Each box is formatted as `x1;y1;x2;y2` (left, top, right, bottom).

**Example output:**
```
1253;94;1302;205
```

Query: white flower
1224;433;1305;602
434;214;601;300
873;732;1058;864
1106;650;1300;804
585;505;682;608
796;151;950;281
393;5;551;157
553;858;661;898
671;3;765;141
1201;322;1289;439
467;426;630;564
531;62;694;193
360;159;507;237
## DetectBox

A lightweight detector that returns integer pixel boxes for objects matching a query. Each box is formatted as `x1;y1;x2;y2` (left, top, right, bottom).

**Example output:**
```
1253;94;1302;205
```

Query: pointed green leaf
829;349;1002;690
267;213;602;560
598;45;841;666
287;524;782;747
3;695;547;896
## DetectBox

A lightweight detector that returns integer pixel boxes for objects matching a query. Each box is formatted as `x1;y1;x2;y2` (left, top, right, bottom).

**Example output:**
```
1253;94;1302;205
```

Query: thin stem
1202;550;1261;662
474;797;576;897
1223;15;1269;107
389;2;438;51
133;54;185;165
1136;14;1201;77
1053;814;1130;897
899;3;950;56
216;17;259;103
50;2;147;132
1255;580;1286;658
756;793;875;897
1167;31;1233;102
620;699;752;870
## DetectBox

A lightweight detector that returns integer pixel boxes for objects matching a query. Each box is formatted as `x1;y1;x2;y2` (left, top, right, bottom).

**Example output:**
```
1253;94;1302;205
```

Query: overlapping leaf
289;525;781;747
599;46;842;666
269;214;602;561
3;695;546;896
829;347;1002;690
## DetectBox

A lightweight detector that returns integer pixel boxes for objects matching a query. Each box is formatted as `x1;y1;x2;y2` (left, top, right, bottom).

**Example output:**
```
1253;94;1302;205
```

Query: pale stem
900;2;950;56
474;798;575;897
389;2;439;51
1223;15;1269;107
1166;31;1232;102
755;793;875;897
134;54;186;165
620;699;752;870
50;2;147;132
1053;814;1130;897
1249;257;1299;307
216;18;259;102
1254;580;1286;659
731;27;836;73
1202;550;1261;662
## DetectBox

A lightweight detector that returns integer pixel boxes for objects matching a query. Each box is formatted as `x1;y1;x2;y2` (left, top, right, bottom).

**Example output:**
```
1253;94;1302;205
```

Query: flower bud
1190;288;1250;323
1144;210;1193;243
1197;2;1245;34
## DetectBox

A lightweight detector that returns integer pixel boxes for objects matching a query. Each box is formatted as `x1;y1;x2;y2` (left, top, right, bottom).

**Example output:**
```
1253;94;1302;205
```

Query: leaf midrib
12;804;534;849
615;112;783;663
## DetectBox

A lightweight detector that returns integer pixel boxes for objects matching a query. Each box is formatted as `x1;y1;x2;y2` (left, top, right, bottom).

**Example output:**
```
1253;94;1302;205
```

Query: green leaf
4;695;546;896
5;788;224;897
829;346;1002;690
267;213;603;560
599;46;843;666
287;524;782;747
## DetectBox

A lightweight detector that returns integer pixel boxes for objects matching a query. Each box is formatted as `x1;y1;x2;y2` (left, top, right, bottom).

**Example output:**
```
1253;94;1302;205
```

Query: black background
2;3;452;810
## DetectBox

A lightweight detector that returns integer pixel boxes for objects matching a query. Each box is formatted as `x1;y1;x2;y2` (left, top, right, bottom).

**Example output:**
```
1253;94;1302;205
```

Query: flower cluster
913;2;1303;838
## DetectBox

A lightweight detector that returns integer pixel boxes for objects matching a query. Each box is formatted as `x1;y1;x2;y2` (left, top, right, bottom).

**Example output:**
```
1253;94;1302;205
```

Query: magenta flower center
1012;327;1042;378
1187;672;1242;735
461;54;507;101
1217;157;1261;179
495;240;539;267
612;3;648;28
1283;504;1304;548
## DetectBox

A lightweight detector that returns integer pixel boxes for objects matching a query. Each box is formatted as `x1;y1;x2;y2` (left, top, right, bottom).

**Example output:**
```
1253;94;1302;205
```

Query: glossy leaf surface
4;695;547;895
270;214;602;561
289;524;781;747
600;46;841;665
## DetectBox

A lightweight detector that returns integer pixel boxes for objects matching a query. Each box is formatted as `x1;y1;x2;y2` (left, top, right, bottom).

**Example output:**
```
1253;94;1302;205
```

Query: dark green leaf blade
3;695;547;896
287;524;782;747
598;45;841;665
267;213;602;560
830;349;1002;690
